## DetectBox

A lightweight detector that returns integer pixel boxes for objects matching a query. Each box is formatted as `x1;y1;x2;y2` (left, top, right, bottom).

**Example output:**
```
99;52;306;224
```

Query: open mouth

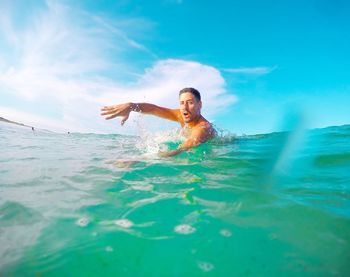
183;111;190;118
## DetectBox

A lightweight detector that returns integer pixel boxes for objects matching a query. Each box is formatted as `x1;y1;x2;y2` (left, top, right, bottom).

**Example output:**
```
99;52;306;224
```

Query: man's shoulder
194;120;216;139
196;119;213;130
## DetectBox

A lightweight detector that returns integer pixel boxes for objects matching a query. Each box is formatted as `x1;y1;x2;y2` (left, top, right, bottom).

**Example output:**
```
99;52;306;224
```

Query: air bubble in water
220;229;232;237
198;261;214;272
75;216;90;227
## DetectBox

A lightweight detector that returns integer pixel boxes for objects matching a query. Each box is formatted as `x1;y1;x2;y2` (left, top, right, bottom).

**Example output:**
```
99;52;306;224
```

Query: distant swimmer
101;87;216;157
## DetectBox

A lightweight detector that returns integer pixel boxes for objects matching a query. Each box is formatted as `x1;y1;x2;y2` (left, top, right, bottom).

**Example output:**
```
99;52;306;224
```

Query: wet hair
179;87;201;102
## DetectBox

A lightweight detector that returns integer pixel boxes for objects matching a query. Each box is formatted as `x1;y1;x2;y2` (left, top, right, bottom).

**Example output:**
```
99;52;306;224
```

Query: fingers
100;107;117;114
121;115;129;125
100;104;130;125
101;110;116;116
101;105;116;111
101;112;117;119
105;114;118;120
100;107;120;118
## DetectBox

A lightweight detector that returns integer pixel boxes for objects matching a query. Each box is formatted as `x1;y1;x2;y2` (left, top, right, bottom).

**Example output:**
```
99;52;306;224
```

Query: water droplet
114;219;133;228
105;246;114;252
174;224;196;235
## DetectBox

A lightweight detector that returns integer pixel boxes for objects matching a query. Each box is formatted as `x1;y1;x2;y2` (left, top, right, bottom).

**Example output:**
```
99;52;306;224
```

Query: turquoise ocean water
1;122;349;276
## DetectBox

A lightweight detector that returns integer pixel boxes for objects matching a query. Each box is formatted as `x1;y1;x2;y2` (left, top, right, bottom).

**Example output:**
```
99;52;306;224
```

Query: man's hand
101;103;133;125
158;149;183;158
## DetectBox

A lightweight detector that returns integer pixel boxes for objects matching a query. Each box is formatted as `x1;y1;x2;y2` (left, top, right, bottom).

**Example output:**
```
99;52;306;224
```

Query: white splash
75;216;90;227
174;224;196;235
114;219;134;228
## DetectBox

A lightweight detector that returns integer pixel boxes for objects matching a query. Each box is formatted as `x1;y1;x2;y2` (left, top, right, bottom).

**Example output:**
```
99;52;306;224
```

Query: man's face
179;92;202;123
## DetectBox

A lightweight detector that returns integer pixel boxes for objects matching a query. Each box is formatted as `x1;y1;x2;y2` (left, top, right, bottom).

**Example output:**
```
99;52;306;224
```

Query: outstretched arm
101;102;181;125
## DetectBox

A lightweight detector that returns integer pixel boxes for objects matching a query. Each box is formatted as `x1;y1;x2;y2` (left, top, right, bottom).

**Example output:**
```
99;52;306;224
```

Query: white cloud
0;0;237;134
133;59;237;114
222;66;277;75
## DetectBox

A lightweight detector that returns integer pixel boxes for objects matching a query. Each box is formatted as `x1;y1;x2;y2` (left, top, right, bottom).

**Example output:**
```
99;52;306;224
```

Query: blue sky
0;0;349;134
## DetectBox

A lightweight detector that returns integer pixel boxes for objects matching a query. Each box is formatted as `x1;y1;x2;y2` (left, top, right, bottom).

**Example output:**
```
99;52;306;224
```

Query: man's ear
199;101;202;109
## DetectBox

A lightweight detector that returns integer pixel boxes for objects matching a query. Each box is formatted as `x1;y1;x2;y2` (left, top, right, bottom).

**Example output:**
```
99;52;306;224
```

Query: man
101;87;216;157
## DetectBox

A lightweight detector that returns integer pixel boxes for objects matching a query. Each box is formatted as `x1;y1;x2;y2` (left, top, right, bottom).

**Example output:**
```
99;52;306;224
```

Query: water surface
1;122;349;276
